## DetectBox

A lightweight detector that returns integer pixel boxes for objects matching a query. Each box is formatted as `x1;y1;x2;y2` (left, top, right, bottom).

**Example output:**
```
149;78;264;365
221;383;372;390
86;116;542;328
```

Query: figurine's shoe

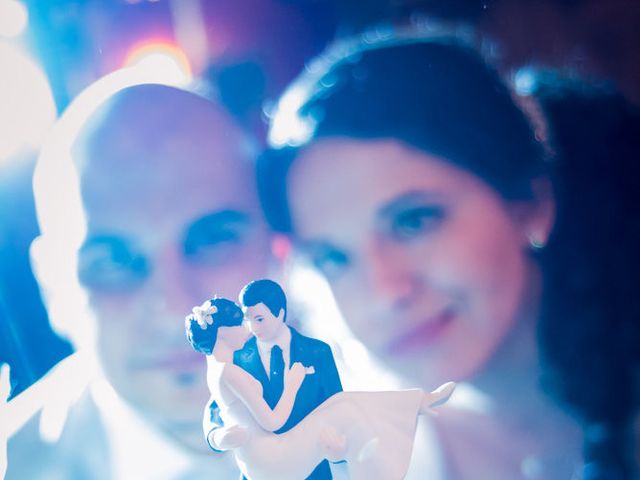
420;381;456;413
319;426;347;462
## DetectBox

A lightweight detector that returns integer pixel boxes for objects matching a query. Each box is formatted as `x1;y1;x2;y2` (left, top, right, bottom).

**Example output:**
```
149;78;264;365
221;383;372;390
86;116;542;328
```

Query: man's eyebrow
187;210;251;231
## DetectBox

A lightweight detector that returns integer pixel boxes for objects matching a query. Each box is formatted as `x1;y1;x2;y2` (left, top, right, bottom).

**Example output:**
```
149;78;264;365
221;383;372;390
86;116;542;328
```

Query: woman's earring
528;233;546;251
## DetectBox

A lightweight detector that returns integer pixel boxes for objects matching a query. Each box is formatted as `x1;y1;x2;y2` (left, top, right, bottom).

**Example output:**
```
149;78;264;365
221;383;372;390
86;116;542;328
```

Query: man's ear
511;177;556;249
28;235;88;345
29;235;65;335
29;234;73;297
276;308;285;322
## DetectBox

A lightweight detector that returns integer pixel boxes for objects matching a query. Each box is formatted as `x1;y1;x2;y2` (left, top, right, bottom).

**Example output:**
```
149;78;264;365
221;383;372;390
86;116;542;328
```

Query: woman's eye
308;245;351;281
391;206;445;240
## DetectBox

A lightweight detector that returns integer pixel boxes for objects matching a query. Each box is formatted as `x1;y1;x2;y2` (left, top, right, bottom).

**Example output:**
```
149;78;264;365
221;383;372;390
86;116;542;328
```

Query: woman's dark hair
536;76;640;479
239;279;287;322
186;298;244;355
261;34;549;233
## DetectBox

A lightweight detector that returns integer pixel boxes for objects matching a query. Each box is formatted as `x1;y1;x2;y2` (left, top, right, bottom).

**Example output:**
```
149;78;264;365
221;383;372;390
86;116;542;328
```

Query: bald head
74;84;255;176
73;84;260;234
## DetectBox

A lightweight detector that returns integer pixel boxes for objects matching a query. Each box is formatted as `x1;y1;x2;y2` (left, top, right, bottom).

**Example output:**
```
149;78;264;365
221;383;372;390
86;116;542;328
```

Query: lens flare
123;41;192;86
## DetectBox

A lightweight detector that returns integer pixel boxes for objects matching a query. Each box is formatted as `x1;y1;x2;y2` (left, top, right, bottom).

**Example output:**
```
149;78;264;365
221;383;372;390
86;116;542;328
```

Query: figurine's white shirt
256;325;291;378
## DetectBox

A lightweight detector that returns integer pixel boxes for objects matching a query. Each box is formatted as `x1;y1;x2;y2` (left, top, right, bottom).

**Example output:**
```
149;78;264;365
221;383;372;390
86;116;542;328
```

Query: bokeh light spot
0;0;28;38
0;41;56;163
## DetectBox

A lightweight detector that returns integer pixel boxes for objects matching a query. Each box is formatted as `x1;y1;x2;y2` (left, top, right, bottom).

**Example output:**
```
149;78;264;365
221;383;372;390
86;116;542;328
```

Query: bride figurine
185;280;455;480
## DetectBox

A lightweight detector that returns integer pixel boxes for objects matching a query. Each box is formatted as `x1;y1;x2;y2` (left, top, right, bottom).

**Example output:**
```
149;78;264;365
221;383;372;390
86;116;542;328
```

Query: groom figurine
205;279;343;479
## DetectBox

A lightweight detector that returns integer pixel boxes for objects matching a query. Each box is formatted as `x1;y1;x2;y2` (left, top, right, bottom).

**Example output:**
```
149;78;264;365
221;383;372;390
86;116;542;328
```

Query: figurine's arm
203;396;226;451
223;363;306;433
203;395;250;451
211;425;250;450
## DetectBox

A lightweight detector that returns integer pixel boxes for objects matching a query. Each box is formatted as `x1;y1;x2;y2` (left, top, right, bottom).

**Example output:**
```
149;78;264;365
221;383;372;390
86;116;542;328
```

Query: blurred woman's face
288;138;541;385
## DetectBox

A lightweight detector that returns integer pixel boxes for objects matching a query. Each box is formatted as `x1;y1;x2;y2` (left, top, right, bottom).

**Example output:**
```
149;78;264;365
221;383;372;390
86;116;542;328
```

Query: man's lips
384;308;456;355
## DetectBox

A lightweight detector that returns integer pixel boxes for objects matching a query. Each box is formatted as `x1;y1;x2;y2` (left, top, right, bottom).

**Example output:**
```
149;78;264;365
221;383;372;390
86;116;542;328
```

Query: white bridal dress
221;389;425;480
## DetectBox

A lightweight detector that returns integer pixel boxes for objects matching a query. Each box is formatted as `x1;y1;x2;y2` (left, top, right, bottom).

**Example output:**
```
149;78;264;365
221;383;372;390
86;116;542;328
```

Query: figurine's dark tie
269;345;285;404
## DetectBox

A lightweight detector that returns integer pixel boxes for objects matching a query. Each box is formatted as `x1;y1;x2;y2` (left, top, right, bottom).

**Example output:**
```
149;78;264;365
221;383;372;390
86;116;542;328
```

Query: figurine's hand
284;362;306;392
211;424;249;451
420;381;456;414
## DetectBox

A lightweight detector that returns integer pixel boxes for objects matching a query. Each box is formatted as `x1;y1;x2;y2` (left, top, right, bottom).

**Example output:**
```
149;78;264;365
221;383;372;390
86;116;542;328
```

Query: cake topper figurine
185;279;455;480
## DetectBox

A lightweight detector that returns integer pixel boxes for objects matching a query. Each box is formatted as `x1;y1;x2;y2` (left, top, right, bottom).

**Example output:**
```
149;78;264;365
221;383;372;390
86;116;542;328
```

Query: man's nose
145;245;196;316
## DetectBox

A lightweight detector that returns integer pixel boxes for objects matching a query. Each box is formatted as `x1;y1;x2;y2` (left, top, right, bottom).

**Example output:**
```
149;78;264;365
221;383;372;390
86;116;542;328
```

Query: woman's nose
362;238;420;310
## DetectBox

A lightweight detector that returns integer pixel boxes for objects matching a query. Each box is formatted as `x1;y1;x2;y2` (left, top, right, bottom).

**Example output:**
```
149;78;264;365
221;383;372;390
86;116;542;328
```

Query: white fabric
223;389;424;480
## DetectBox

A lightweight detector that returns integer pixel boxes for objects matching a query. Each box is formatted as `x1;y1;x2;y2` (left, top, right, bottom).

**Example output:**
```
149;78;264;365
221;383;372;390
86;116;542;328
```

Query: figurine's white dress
220;388;424;480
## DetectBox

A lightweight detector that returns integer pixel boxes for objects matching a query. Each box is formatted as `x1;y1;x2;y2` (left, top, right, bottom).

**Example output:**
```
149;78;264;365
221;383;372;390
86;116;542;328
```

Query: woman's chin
378;343;486;388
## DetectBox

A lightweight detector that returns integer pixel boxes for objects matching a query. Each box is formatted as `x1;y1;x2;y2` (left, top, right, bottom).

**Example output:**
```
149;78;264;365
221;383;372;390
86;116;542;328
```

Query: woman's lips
385;308;456;355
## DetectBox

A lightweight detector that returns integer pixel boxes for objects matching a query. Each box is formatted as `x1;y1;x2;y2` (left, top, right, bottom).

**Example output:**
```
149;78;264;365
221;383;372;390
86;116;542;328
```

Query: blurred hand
0;352;93;447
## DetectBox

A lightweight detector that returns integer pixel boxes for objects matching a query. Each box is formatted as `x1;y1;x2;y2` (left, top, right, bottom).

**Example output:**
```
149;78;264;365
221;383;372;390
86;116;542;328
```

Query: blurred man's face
75;95;271;451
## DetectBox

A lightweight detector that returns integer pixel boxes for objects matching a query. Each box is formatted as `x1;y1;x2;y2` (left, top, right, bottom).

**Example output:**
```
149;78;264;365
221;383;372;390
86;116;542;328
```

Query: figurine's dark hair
260;37;549;233
239;279;287;322
186;298;244;355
